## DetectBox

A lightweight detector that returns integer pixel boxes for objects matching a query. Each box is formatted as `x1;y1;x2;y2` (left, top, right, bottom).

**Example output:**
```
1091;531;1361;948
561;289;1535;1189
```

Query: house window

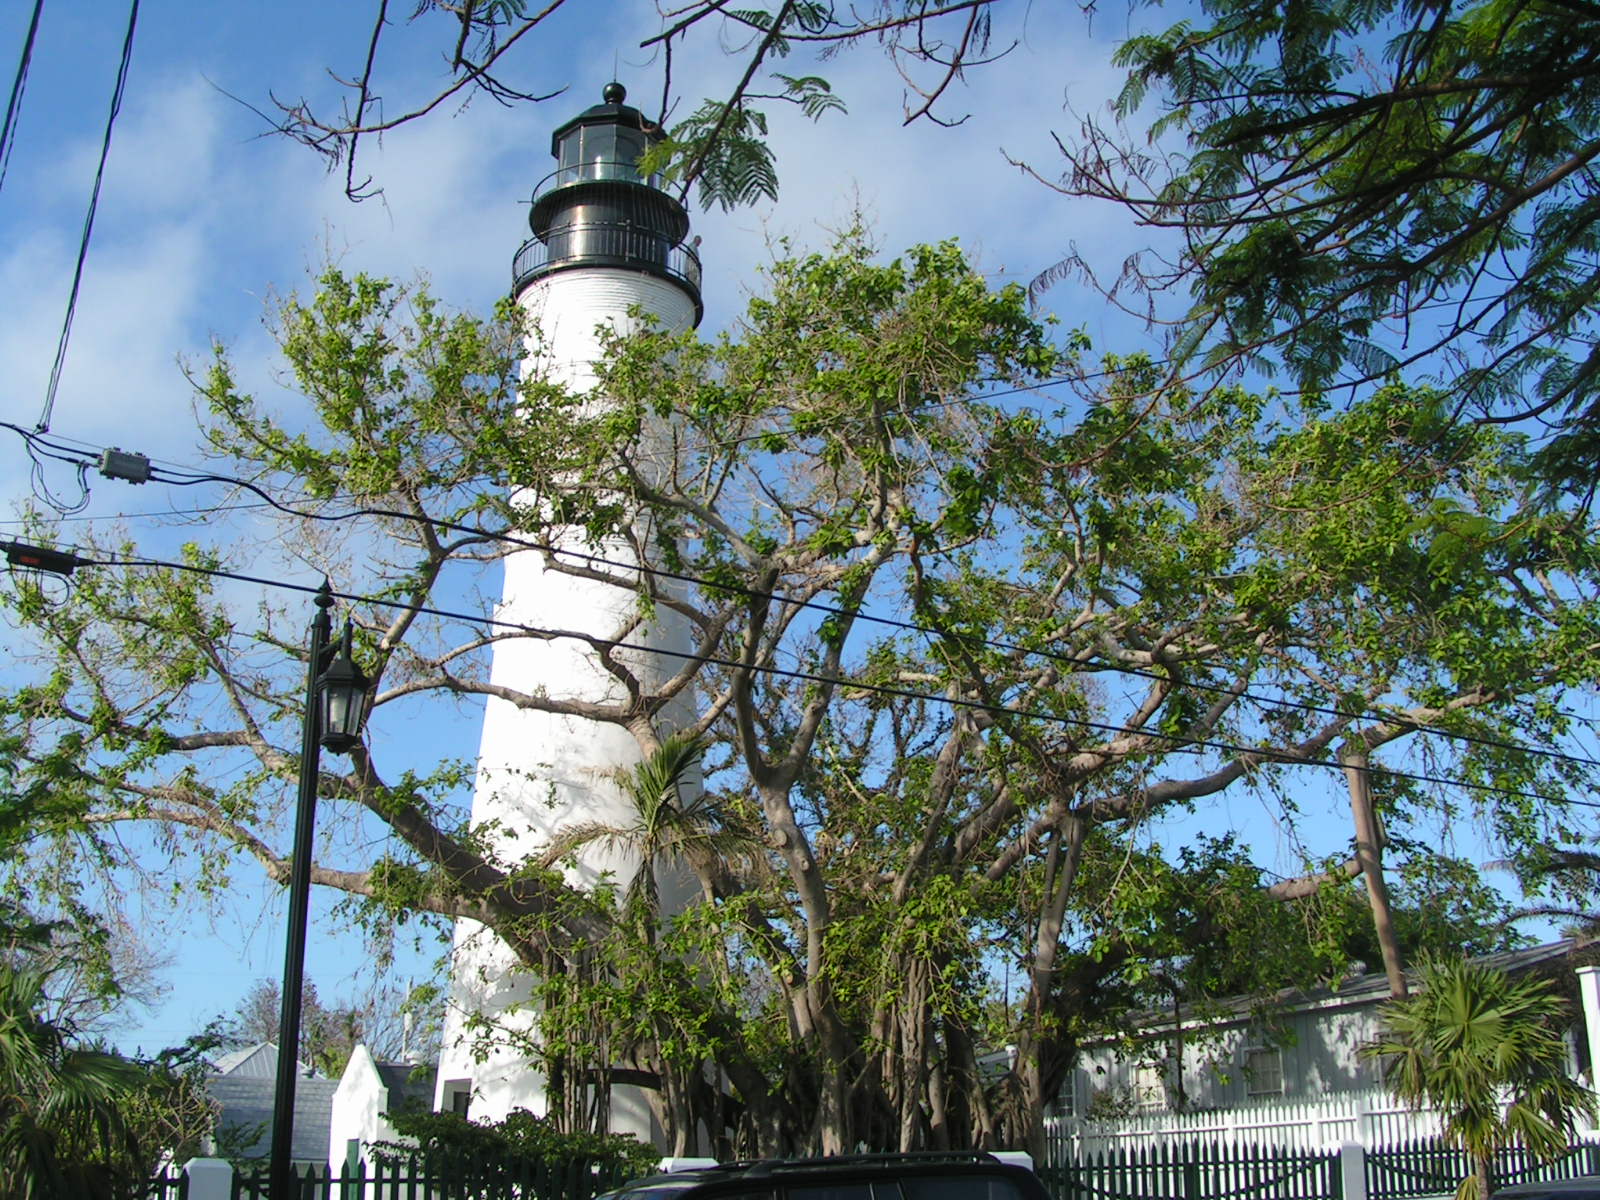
1133;1064;1166;1110
1058;1074;1077;1118
442;1080;472;1117
1243;1047;1283;1097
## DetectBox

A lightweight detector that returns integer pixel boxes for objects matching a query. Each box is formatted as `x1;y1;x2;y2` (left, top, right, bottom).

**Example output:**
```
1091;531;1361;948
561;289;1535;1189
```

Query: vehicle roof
671;1152;1025;1174
604;1153;1047;1200
1493;1178;1600;1198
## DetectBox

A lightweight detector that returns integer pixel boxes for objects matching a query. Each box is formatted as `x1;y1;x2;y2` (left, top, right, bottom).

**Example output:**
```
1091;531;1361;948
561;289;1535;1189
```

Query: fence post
1340;1143;1368;1200
1357;1097;1374;1152
184;1157;234;1200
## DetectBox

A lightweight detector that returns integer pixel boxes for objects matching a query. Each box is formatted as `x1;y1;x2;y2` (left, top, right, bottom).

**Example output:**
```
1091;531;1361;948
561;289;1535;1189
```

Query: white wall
1071;997;1385;1116
434;263;699;1142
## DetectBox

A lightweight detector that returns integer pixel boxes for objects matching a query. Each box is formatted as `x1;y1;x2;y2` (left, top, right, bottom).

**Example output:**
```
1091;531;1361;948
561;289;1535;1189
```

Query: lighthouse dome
512;83;702;321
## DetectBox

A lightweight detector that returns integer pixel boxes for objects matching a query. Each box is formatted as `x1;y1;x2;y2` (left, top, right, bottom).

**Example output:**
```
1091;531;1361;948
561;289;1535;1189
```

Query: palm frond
1365;955;1597;1200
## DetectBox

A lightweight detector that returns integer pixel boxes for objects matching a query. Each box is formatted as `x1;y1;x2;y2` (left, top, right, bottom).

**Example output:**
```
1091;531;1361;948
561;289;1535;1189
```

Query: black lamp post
269;581;369;1200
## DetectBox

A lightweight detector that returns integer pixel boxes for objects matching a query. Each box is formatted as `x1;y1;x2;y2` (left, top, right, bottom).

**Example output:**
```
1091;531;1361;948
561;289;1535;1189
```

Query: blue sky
0;0;1578;1056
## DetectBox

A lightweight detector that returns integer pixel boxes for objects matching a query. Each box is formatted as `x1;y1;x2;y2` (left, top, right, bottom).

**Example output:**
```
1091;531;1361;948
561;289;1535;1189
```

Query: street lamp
269;581;369;1200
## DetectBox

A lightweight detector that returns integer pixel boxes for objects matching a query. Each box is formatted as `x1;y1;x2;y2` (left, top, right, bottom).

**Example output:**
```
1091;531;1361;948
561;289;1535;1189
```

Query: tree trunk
1343;746;1407;997
1009;817;1086;1158
1471;1151;1492;1200
926;1055;949;1150
805;989;853;1154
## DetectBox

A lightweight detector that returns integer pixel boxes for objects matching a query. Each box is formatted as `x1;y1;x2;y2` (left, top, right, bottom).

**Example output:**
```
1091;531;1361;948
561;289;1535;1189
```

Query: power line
8;417;1599;775
0;499;278;525
11;537;1598;814
36;0;140;434
0;0;44;196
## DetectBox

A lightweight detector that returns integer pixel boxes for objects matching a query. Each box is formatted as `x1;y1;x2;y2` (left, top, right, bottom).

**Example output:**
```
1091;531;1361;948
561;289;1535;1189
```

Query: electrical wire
0;0;44;196
26;443;89;514
36;0;139;434
7;417;1599;775
0;498;278;525
17;540;1599;815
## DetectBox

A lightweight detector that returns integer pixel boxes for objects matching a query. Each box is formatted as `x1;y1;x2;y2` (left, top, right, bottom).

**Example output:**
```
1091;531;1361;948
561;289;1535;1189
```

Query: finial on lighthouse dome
513;80;703;324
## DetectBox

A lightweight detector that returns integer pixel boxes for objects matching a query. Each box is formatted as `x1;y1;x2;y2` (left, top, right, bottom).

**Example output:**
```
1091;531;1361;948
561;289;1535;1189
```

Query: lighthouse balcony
513;226;703;308
528;166;692;246
533;158;667;199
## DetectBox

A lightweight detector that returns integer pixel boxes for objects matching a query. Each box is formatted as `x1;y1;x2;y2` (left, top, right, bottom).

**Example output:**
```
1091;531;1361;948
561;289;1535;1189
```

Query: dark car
596;1152;1053;1200
1492;1177;1600;1200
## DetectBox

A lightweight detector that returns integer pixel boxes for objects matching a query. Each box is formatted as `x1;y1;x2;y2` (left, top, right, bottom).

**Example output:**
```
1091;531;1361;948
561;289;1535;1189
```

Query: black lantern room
511;83;703;323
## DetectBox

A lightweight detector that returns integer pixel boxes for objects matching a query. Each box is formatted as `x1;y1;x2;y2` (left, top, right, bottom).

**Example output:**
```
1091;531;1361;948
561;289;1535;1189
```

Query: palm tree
540;733;754;931
0;964;148;1199
1366;955;1596;1200
537;733;756;1149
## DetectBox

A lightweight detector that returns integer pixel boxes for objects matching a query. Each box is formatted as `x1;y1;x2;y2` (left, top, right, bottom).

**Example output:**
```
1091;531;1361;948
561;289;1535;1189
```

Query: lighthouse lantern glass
557;122;650;186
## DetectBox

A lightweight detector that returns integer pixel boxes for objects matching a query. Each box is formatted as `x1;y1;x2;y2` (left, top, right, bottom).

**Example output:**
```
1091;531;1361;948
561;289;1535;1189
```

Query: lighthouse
433;84;704;1138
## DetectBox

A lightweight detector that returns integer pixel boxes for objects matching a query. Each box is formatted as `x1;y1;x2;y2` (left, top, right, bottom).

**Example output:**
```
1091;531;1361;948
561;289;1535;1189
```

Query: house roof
374;1060;437;1115
209;1041;320;1079
206;1073;340;1165
1288;939;1582;1013
1098;938;1590;1039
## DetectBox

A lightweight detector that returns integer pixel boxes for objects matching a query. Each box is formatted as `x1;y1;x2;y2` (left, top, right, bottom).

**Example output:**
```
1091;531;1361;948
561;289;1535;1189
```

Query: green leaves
1368;956;1596;1200
640;72;845;211
1085;0;1600;489
0;963;154;1196
201;268;532;518
649;100;779;212
376;1107;656;1180
4;230;1600;1154
594;228;1066;585
774;74;845;120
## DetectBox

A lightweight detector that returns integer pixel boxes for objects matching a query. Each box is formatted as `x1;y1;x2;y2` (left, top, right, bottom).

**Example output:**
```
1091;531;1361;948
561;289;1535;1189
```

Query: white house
204;1041;337;1168
1051;940;1600;1153
327;1044;437;1173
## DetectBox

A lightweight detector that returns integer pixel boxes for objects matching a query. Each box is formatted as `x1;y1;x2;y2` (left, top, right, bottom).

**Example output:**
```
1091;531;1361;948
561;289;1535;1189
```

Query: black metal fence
1366;1138;1600;1200
140;1164;190;1199
227;1151;633;1200
147;1137;1600;1200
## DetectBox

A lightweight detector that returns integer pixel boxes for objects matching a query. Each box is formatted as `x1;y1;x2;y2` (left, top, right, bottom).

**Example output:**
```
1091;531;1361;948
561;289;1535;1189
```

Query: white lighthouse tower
433;83;704;1137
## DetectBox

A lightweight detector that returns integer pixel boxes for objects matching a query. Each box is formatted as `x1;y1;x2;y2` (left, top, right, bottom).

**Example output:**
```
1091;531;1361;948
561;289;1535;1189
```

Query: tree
223;978;359;1077
274;1;1600;484
0;965;149;1199
1018;0;1600;491
536;735;759;1152
647;0;1600;487
1366;955;1596;1200
261;1;575;202
116;1035;224;1178
372;1106;658;1182
3;234;1599;1155
0;892;213;1182
260;2;848;205
222;977;435;1077
538;734;745;927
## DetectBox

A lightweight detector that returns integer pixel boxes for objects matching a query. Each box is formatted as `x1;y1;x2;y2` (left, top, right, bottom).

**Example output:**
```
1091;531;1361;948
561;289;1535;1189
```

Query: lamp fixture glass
317;625;369;754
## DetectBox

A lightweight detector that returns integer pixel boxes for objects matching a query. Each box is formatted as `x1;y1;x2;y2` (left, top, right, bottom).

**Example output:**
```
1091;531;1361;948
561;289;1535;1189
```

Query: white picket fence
1045;1088;1454;1156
